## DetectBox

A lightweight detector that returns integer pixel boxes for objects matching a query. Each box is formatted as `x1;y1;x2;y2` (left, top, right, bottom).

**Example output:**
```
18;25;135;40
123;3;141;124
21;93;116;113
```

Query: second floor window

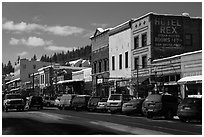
119;54;122;69
142;33;147;47
125;52;128;68
134;57;139;70
134;36;139;49
99;61;102;73
142;55;147;68
112;56;115;70
104;59;108;72
93;62;97;74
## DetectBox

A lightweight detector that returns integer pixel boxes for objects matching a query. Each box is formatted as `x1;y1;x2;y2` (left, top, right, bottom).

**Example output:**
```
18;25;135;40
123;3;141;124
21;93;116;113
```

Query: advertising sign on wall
152;15;184;59
153;15;183;47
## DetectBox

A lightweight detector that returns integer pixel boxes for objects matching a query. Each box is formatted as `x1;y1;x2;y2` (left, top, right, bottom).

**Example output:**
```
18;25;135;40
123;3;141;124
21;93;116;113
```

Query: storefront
178;50;202;98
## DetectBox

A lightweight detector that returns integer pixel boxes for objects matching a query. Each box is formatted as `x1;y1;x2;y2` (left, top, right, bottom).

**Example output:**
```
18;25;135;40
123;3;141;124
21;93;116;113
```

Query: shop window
142;33;147;47
176;74;180;81
134;36;139;49
164;76;169;82
170;75;175;81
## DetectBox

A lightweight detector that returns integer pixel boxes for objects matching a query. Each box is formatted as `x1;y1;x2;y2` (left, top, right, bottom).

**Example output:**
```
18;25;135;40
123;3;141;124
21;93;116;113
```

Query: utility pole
33;72;34;94
136;66;139;98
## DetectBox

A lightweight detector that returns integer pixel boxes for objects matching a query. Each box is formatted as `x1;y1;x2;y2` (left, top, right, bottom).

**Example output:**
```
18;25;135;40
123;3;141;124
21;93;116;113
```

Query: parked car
96;98;108;112
177;96;202;122
58;94;77;110
3;94;25;112
27;96;43;110
107;94;134;113
43;96;56;107
72;95;91;111
87;96;102;112
122;98;145;115
142;94;180;119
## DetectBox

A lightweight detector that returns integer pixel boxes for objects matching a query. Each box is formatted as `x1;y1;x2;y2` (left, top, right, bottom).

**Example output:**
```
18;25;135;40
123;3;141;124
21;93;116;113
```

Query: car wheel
165;110;173;120
5;107;8;112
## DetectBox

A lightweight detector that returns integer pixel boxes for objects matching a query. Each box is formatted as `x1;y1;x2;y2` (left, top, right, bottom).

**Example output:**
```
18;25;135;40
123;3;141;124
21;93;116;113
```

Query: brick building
90;28;111;97
131;12;202;97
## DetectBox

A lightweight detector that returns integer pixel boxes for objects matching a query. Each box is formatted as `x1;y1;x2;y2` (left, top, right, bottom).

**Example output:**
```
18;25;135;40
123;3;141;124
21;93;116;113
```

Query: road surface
2;107;202;135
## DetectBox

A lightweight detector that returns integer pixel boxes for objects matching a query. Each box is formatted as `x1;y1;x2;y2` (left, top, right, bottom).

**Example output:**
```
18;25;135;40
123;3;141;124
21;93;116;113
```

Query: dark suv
142;94;181;119
27;96;43;110
87;96;102;112
177;97;202;122
72;95;91;111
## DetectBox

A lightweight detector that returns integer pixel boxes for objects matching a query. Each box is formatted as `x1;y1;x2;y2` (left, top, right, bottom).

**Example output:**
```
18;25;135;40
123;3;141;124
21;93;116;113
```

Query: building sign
153;15;183;47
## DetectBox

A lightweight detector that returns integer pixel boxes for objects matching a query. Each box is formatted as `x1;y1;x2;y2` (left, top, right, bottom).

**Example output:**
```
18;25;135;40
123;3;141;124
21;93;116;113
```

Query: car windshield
145;94;162;102
32;97;43;101
123;95;133;101
6;94;21;99
109;95;121;100
90;98;100;103
129;99;141;103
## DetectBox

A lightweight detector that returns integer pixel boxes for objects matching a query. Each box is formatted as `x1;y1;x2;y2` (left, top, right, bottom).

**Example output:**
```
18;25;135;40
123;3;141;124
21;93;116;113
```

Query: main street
2;107;202;135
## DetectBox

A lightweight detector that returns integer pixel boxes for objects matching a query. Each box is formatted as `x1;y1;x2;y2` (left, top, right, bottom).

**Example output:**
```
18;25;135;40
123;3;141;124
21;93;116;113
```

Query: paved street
2;107;202;135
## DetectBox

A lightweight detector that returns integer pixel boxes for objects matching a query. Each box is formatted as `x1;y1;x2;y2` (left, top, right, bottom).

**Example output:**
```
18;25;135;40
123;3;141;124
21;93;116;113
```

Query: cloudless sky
2;2;202;65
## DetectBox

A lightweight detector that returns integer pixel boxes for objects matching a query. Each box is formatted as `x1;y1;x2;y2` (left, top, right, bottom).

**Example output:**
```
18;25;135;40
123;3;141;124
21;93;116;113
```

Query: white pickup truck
3;94;25;112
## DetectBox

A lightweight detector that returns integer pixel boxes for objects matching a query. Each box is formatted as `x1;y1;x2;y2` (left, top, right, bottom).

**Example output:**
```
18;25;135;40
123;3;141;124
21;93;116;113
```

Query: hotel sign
153;15;183;47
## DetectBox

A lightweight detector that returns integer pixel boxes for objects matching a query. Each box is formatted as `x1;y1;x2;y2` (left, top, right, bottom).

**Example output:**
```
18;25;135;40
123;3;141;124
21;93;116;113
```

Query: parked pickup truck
3;94;25;112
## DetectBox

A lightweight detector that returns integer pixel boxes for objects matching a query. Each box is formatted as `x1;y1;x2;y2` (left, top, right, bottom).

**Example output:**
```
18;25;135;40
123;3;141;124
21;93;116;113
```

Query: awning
131;76;149;85
6;78;20;85
9;87;20;92
177;75;202;84
57;79;84;84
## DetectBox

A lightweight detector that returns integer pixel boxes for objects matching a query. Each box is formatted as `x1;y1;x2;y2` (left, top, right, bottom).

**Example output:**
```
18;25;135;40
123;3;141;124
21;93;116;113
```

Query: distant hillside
40;45;92;65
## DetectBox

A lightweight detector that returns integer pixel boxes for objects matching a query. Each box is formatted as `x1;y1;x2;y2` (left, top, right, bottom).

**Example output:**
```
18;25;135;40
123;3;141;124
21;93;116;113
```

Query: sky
2;2;202;65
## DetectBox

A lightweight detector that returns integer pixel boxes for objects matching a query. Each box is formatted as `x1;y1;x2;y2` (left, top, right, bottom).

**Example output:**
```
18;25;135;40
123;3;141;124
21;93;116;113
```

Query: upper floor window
134;36;139;49
112;56;115;70
134;57;139;70
104;59;108;72
125;52;128;68
99;61;102;73
142;33;147;47
93;62;97;74
119;54;122;70
142;55;147;68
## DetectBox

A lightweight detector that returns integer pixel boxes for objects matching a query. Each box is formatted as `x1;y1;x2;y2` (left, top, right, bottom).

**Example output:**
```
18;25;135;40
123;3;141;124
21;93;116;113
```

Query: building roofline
90;28;112;39
132;12;202;23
